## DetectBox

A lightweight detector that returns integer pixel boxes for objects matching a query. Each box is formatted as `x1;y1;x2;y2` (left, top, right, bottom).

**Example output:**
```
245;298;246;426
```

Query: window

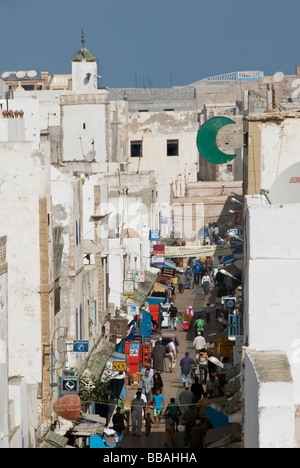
167;139;179;156
130;140;142;157
54;279;61;315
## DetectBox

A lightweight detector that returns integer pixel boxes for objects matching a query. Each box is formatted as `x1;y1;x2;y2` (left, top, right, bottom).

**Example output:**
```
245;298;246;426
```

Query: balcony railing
228;314;243;339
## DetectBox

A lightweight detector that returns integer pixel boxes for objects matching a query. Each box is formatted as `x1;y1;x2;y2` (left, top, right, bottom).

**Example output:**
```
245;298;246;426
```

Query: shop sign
113;361;127;372
217;338;234;358
151;256;165;264
110;319;128;338
153;244;165;255
127;304;139;315
61;376;79;395
149;230;160;240
73;340;89;354
129;342;140;356
133;270;145;282
225;297;236;310
161;267;176;278
124;280;134;295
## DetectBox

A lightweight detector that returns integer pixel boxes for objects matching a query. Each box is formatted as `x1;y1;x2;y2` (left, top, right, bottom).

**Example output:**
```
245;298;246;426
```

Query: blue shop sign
149;230;160;241
73;340;89;354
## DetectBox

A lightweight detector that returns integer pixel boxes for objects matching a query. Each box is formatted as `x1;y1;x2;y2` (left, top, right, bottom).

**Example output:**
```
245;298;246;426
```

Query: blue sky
1;0;300;88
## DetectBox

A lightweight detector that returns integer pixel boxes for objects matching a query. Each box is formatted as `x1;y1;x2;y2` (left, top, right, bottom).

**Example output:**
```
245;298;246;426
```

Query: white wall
243;195;300;446
72;61;98;92
258;116;300;191
0;97;40;146
243;350;295;448
51;169;86;368
127;109;198;189
0;266;8;448
61;92;109;163
0;142;50;383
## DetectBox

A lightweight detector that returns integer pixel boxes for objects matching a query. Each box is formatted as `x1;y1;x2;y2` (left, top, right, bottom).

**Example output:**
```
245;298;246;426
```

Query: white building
0;140;54;447
243;112;300;448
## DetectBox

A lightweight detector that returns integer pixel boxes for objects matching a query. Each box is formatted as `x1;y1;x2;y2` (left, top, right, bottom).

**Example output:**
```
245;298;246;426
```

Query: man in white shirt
166;338;177;373
202;272;211;295
193;332;206;360
131;391;146;437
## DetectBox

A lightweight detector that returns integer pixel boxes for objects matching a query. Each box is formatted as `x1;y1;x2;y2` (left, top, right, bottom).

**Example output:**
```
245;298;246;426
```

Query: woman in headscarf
184;306;194;330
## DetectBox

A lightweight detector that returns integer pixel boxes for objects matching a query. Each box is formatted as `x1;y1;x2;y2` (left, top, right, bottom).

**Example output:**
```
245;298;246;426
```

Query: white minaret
71;31;99;92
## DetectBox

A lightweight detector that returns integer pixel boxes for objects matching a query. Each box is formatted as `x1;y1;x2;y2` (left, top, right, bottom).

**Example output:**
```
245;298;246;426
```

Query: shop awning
153;282;169;293
206;423;242;449
41;432;69;449
128;270;158;307
153;244;233;258
87;340;116;380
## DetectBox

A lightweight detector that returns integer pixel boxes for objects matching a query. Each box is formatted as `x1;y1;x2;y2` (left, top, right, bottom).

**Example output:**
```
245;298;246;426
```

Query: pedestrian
193;332;207;360
112;406;127;448
183;404;198;447
204;256;213;272
131;391;145;437
142;363;154;379
165;338;176;373
213;225;219;244
189;420;206;449
179;385;194;417
194;316;205;336
184;306;194;331
152;372;164;396
191;376;205;403
169;302;178;331
151;339;166;373
214;296;222;320
170;281;176;302
140;370;154;405
185;267;193;288
206;374;219;398
163;413;177;447
202;271;211;295
198;349;209;385
217;236;224;245
153;389;165;428
145;412;154;436
165;398;181;432
204;302;213;323
134;387;147;404
177;270;185;293
179;352;196;386
193;261;202;285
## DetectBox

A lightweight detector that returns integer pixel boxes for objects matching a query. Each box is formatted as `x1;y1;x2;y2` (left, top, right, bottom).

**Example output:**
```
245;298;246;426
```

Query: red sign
53;394;81;421
153;244;165;254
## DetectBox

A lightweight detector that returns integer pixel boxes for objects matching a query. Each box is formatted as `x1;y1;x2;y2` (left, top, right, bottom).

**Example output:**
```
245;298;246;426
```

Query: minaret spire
81;29;86;58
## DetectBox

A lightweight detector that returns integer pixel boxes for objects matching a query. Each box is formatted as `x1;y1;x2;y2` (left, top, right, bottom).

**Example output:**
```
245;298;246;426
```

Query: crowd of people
111;241;234;449
112;307;226;447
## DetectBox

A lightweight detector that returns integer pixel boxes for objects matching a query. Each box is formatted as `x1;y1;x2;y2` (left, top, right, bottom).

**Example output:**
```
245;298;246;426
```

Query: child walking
163;413;177;447
145;412;154;436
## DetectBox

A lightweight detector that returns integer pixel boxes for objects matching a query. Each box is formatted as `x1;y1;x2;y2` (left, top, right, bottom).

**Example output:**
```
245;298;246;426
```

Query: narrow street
121;279;222;449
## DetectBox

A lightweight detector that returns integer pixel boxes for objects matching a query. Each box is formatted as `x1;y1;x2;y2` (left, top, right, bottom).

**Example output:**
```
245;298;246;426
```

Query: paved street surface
121;280;222;449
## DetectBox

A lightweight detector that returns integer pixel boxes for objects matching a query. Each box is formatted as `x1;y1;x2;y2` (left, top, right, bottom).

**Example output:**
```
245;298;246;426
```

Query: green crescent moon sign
196;116;237;164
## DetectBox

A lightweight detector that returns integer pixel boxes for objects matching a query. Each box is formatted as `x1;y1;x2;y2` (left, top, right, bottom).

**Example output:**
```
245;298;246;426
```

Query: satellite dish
27;70;37;78
272;71;285;83
85;150;96;162
16;71;26;78
268;162;300;204
1;72;11;79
